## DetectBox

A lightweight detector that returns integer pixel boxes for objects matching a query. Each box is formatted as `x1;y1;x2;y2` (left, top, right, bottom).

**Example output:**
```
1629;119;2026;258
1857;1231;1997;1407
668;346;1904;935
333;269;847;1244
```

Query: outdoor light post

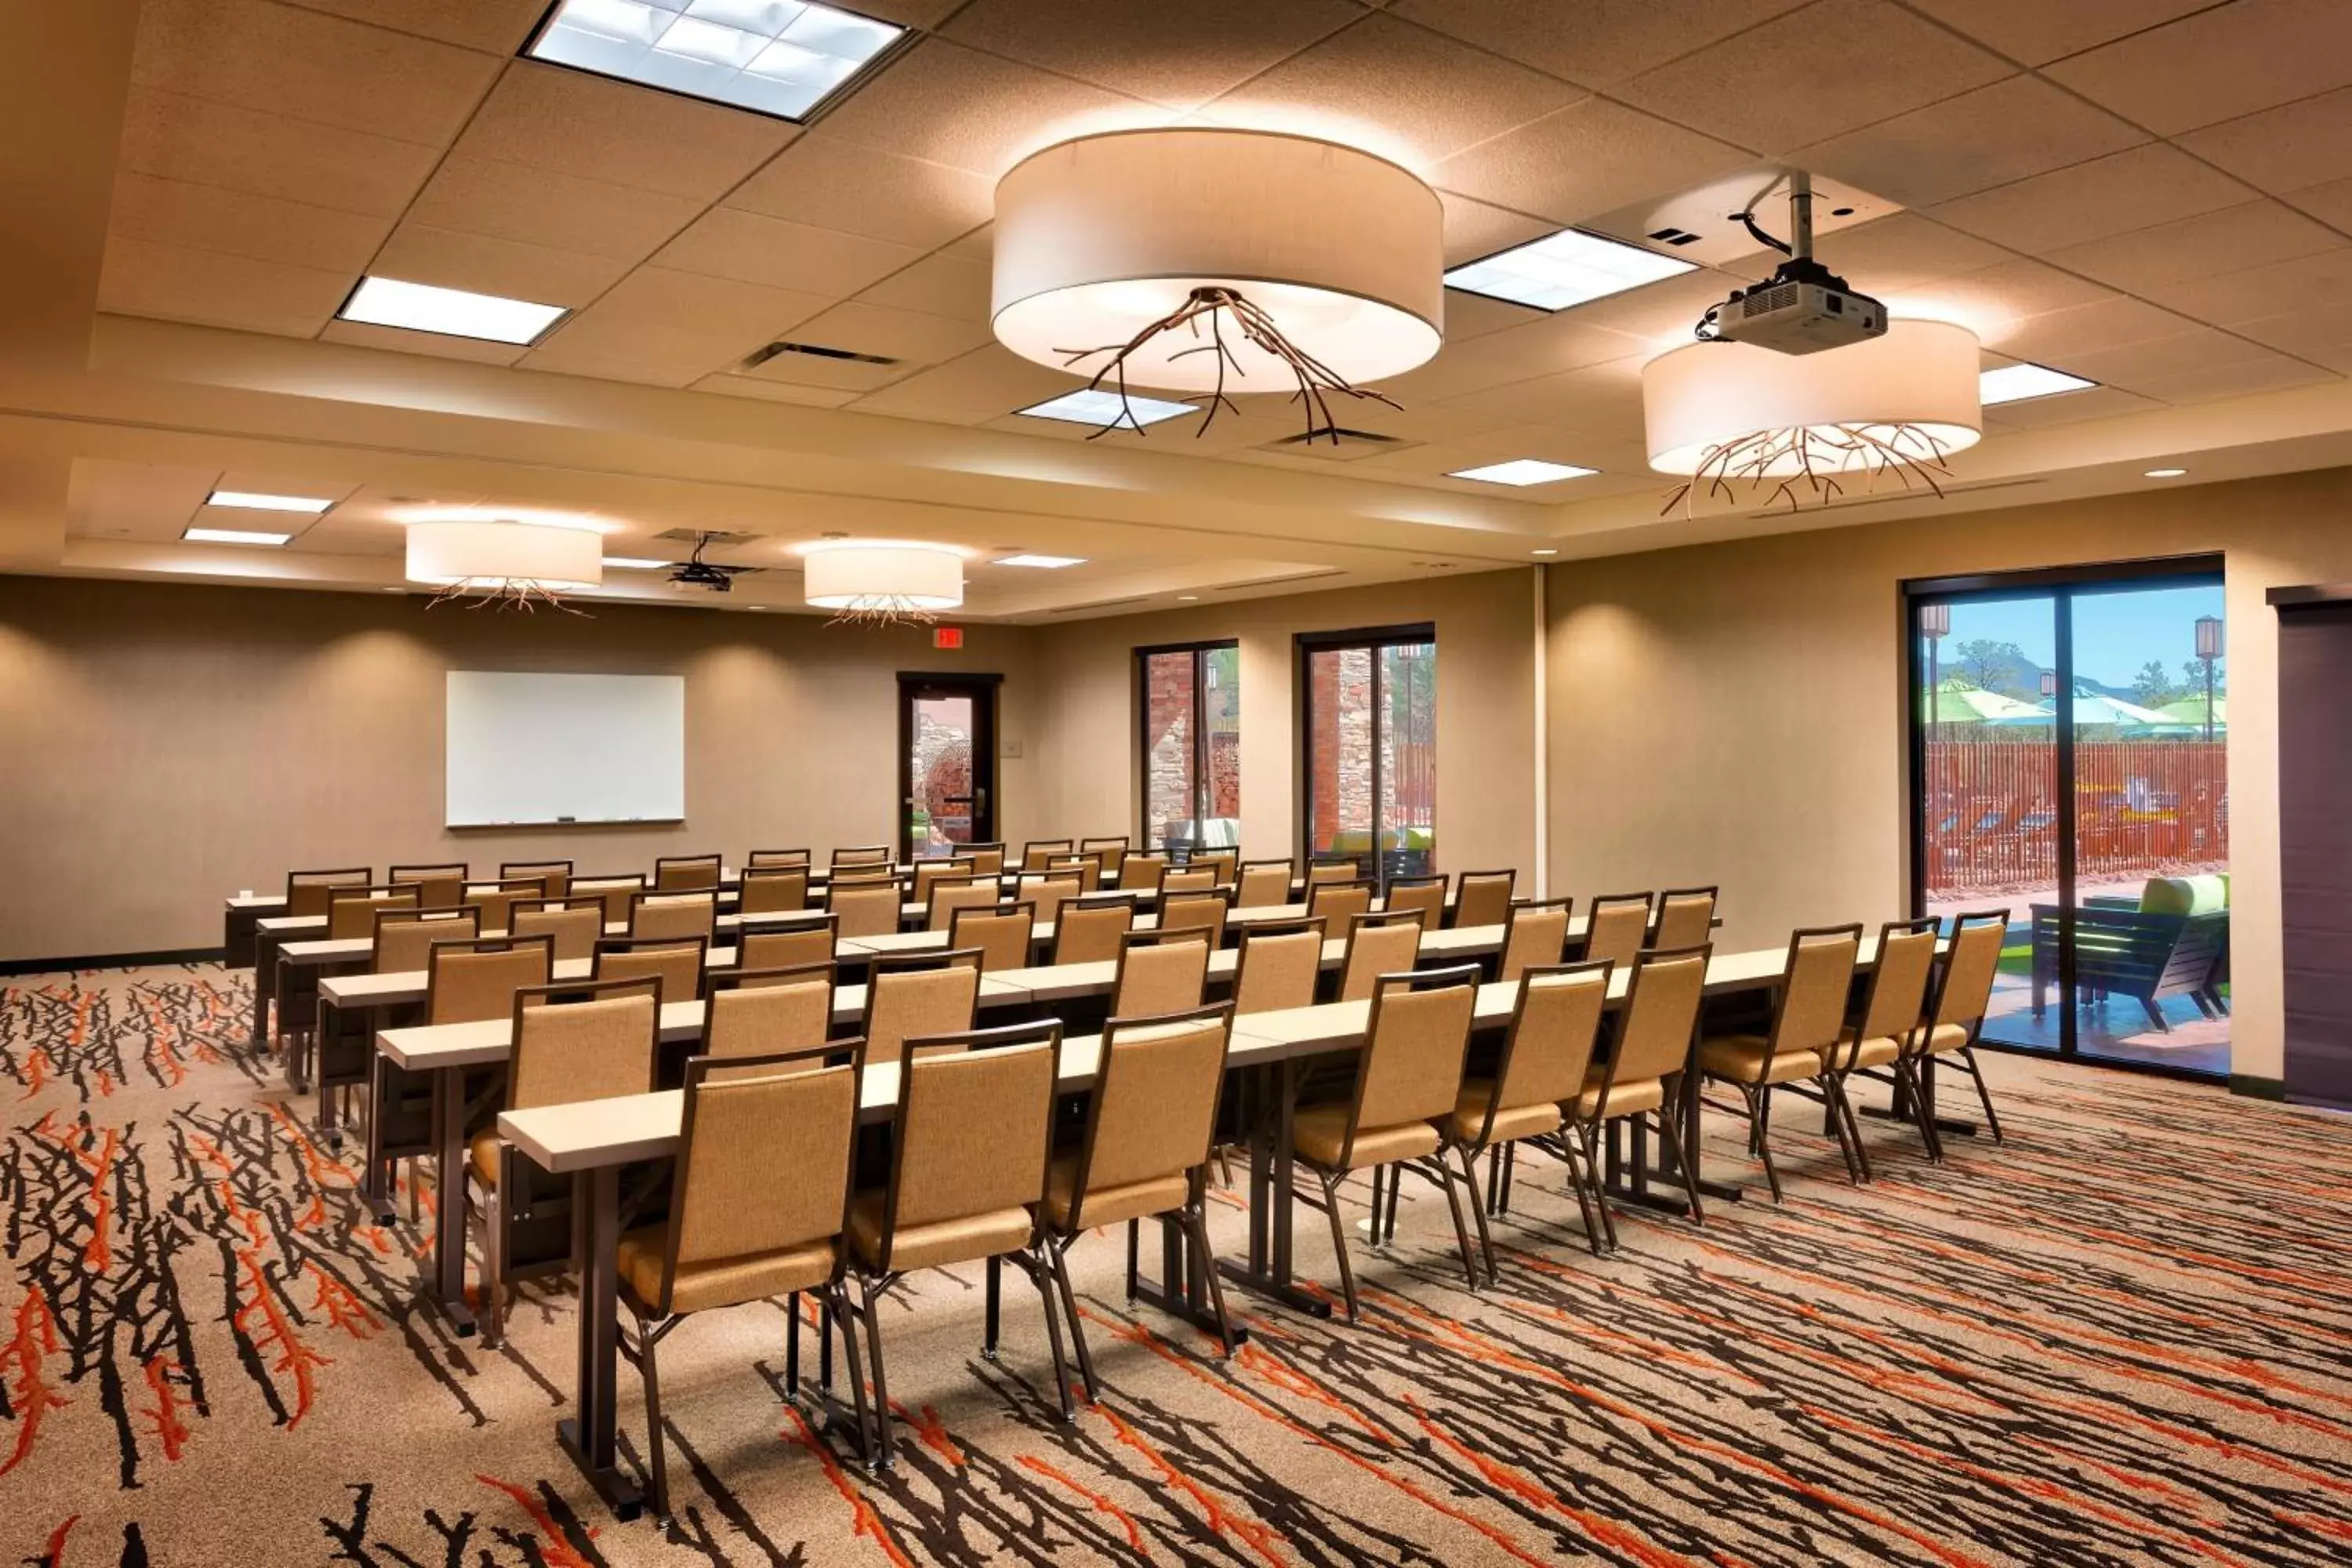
2194;615;2223;742
2039;670;2056;699
1922;603;1950;731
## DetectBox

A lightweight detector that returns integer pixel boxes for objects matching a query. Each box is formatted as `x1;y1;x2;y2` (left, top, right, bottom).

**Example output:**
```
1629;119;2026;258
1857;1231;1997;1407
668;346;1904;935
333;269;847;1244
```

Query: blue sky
1926;583;2224;689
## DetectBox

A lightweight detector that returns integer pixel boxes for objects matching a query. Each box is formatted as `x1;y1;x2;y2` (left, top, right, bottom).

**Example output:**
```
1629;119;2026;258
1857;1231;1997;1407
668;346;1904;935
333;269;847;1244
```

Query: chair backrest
703;963;834;1061
1844;918;1942;1069
1058;1004;1232;1232
286;866;371;919
1497;898;1573;982
1193;849;1239;886
1163;866;1220;895
862;950;984;1064
1766;924;1864;1062
468;877;550;933
746;848;811;869
739;867;810;914
1584;892;1656;971
1339;910;1424;1002
1452;869;1516;931
1308;880;1374;925
372;907;480;975
1383;877;1447;931
575;875;646;927
426;935;554;1025
389;863;469;910
1340;966;1479;1159
1606;945;1711;1088
912;858;978;906
656;1042;862;1314
949;906;1033;972
833;844;891;868
1021;839;1074;871
874;1028;1057;1272
1472;961;1612;1143
329;884;419;940
511;898;603;962
1051;897;1133;965
655;854;723;892
1158;890;1230;948
593;935;709;1004
1933;909;2010;1032
927;877;999;932
1111;928;1211;1018
1654;887;1719;952
1047;853;1103;889
1078;837;1128;879
1119;855;1168;893
1306;858;1359;889
631;890;717;940
828;882;902;940
1233;918;1325;1014
508;976;660;1112
1236;860;1294;909
1014;873;1084;928
499;859;572;898
963;842;1007;877
739;918;838;972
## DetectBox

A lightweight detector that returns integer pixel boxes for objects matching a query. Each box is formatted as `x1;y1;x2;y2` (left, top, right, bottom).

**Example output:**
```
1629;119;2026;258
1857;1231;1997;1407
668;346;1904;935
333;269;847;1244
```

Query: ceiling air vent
1646;226;1704;246
652;527;763;546
742;340;901;370
1255;428;1414;463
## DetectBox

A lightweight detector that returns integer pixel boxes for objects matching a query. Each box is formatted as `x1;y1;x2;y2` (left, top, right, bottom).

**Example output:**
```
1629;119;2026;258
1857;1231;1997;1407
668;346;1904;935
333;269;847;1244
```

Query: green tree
1955;638;2029;696
2132;659;2180;706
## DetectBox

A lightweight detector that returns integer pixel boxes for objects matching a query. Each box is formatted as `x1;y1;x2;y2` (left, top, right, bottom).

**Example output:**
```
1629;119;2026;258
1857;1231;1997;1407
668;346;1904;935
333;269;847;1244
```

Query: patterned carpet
2;964;2348;1567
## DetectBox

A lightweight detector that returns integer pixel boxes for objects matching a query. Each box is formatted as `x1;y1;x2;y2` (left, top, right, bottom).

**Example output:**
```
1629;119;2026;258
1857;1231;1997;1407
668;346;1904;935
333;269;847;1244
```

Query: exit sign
933;626;965;650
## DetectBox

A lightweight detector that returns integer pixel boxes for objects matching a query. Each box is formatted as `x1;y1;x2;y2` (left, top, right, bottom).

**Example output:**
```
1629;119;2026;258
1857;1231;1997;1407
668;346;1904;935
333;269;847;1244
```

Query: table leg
557;1164;641;1520
251;934;278;1051
1129;1209;1250;1346
423;1067;477;1334
1218;1054;1330;1319
314;999;339;1135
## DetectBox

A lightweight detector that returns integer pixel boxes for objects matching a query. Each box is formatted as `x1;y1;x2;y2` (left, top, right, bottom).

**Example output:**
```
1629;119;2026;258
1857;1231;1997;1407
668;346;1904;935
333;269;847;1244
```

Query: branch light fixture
405;517;603;613
797;539;964;627
990;129;1444;444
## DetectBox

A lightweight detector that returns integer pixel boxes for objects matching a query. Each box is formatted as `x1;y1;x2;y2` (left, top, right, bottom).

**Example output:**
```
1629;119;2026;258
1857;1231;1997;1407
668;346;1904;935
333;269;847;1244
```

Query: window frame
1134;638;1240;853
1295;622;1438;892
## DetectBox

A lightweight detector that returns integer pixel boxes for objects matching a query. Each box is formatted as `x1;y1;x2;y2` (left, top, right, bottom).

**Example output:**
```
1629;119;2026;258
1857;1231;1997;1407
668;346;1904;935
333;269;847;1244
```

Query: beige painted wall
1545;466;2352;1084
0;578;1038;962
1029;569;1539;876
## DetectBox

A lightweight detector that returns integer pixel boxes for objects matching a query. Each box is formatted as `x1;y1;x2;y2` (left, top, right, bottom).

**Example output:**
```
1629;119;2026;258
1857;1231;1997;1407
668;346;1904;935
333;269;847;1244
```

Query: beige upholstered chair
1451;869;1516;931
1568;945;1711;1247
739;867;809;914
746;848;811;869
833;844;891;869
829;881;902;941
471;976;660;1345
1162;866;1218;895
739;916;838;973
1233;918;1325;1014
1117;854;1167;894
390;863;469;910
1158;889;1231;949
1235;859;1294;909
1294;966;1483;1317
1383;876;1447;932
499;859;572;899
1078;836;1128;880
1110;928;1210;1018
510;898;603;962
1305;858;1360;890
1582;892;1655;971
1823;916;1943;1170
1308;880;1374;927
594;935;708;1004
1047;853;1104;890
425;935;555;1025
466;877;551;934
1014;873;1084;929
1041;1004;1239;1398
285;866;370;919
1497;898;1575;982
1020;838;1074;872
912;858;978;907
949;906;1033;972
701;963;835;1065
576;874;647;927
620;1042;869;1512
328;884;420;940
1194;850;1238;887
962;842;1007;877
1051;897;1133;965
844;1019;1071;1469
372;907;480;974
655;854;723;892
1915;909;2011;1147
1338;910;1423;1002
630;891;717;941
1654;887;1719;951
1450;960;1613;1269
1697;925;1862;1200
926;877;999;931
861;950;983;1064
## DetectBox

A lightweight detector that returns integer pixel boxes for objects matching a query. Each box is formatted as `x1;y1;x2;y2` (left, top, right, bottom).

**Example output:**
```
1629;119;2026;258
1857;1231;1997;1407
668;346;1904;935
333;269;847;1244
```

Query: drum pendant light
797;539;964;627
405;518;603;612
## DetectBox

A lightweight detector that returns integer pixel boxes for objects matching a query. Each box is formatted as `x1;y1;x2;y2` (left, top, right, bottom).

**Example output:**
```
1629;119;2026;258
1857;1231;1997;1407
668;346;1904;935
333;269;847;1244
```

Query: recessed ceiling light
528;0;902;122
1445;229;1696;311
1980;362;2097;405
602;557;673;570
2145;467;2188;478
1448;459;1599;487
339;276;568;345
1531;548;1559;556
206;488;333;513
996;554;1087;569
1177;594;1199;601
183;526;292;546
1018;388;1196;427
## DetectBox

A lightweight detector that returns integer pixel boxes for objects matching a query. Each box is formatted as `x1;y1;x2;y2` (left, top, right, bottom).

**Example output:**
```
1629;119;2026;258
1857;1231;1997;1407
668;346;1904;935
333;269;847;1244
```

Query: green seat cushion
2140;874;2229;916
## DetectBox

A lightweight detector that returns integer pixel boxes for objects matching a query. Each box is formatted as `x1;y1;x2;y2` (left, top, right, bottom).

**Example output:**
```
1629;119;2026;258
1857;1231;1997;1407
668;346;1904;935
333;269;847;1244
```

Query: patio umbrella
1924;677;2049;724
2156;693;2226;731
2070;691;2177;728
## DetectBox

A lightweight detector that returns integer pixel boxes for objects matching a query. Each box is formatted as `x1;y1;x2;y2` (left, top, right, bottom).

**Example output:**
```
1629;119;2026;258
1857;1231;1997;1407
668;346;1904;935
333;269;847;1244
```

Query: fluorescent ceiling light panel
339;276;568;345
205;488;332;513
1979;362;2097;405
1447;459;1599;486
601;557;673;569
1017;388;1196;427
183;526;292;546
528;0;902;122
1445;229;1695;311
995;554;1087;568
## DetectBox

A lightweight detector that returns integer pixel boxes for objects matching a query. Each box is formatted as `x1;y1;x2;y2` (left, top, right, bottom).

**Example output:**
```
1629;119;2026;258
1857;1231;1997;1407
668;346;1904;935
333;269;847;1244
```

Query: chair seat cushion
1574;1065;1666;1120
1045;1156;1188;1230
1698;1033;1823;1085
1449;1078;1562;1145
1926;1021;1971;1054
1293;1104;1440;1171
1836;1033;1903;1069
616;1224;837;1315
848;1192;1035;1273
469;1129;502;1186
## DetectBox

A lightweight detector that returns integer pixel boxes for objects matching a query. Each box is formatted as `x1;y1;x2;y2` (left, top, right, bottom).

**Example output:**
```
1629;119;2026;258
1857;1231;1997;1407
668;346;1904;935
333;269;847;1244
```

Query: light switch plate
1001;739;1024;759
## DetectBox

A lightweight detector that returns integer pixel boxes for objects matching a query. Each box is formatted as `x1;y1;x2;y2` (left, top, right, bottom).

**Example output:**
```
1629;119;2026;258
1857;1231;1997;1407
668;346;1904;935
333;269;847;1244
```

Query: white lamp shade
1642;319;1984;475
405;520;602;589
800;540;964;612
992;129;1444;393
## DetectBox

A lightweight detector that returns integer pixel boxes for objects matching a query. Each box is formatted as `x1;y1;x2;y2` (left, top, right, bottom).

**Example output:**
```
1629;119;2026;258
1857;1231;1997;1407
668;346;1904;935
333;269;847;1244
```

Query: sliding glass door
1138;641;1240;853
1301;626;1436;890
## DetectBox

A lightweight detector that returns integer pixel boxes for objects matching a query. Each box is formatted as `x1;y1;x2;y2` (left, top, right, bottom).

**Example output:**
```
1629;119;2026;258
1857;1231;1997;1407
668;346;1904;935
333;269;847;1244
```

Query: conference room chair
1021;838;1074;872
371;906;481;974
1293;965;1483;1318
746;848;811;869
472;976;661;1347
1583;892;1656;971
1308;880;1374;927
844;1019;1071;1470
621;1044;869;1516
389;862;469;910
1497;898;1576;982
511;898;603;962
1383;875;1447;932
630;891;717;941
1042;1004;1239;1400
307;906;483;1133
1338;909;1424;1002
1697;924;1863;1202
578;873;647;927
1448;960;1613;1272
500;859;572;898
1078;836;1128;880
1117;855;1168;895
739;866;809;914
963;842;1007;877
697;963;836;1069
1655;887;1719;951
285;866;370;919
1822;916;1943;1174
1014;873;1085;930
1232;919;1325;1014
595;934;710;1004
1051;896;1133;965
1568;944;1712;1247
1305;858;1360;891
861;949;983;1064
833;844;892;869
1110;928;1212;1018
927;877;1001;932
1162;866;1219;895
1048;853;1105;891
1158;888;1232;949
828;869;902;891
1913;909;2013;1149
1235;859;1294;909
469;877;553;934
1193;849;1239;887
655;854;724;892
829;880;903;941
328;884;420;940
949;906;1034;973
912;857;978;907
739;916;839;973
1451;869;1517;931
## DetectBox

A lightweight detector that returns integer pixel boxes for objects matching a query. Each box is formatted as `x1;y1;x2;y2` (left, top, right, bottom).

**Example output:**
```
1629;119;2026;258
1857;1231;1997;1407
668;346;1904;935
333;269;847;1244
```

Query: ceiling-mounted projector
1693;171;1886;355
668;532;755;593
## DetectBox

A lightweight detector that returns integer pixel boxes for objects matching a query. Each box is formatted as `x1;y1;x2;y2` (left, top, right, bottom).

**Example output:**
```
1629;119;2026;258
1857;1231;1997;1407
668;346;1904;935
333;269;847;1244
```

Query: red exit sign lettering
933;626;965;650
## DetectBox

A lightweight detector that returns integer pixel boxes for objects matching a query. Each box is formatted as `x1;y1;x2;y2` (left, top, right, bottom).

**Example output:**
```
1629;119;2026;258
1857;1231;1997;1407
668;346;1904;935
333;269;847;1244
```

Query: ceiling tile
738;343;917;393
517;341;739;390
1372;313;1650;401
99;235;351;337
1433;357;1649;434
407;154;702;263
811;38;1161;176
2230;299;2352;354
275;0;550;55
1430;97;1752;226
847;343;1088;422
2042;0;2352;134
1790;74;2146;209
1435;191;1555;268
1993;296;2204;363
288;517;404;556
526;267;833;385
836;0;964;24
2122;356;2339;402
1980;384;2165;429
2056;325;2284;390
107;172;389;273
1900;0;2217;66
2176;85;2352;194
782;301;995;363
691;373;865;408
1443;292;1550;342
1929;143;2256;253
1614;0;2012;153
2043;201;2345;293
117;86;440;220
1543;270;1738;345
1808;213;2015;293
1388;0;1812;89
1886;257;2114;340
318;319;532;365
939;0;1361;110
853;250;994;321
456;60;798;201
655;208;925;298
369;223;630;307
2283;175;2352;234
67;461;218;542
2140;247;2352;326
1203;12;1584;168
727;133;995;249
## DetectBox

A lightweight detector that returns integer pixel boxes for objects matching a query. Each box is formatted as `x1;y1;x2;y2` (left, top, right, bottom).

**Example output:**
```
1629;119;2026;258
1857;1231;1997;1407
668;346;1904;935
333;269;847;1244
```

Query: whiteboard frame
444;670;687;829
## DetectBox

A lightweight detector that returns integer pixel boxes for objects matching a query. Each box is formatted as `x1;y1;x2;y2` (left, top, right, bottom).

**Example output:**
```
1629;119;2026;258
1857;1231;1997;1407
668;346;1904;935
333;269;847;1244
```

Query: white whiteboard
445;672;685;827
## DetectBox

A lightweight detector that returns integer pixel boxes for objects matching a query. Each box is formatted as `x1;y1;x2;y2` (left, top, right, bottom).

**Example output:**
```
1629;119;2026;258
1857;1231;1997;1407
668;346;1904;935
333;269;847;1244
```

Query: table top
323;948;746;1007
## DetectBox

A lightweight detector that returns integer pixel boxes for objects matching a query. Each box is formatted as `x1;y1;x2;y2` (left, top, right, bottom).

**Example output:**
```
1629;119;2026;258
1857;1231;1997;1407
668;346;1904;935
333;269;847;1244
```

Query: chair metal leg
1824;1075;1871;1183
1124;1218;1139;1302
1653;1109;1706;1224
1180;1206;1239;1358
1555;1129;1606;1257
1365;1165;1385;1250
1047;1238;1097;1403
1430;1158;1481;1291
830;1281;876;1470
1959;1046;2005;1142
857;1276;894;1472
1893;1058;1945;1161
636;1315;671;1528
1024;1248;1077;1424
1580;1123;1620;1252
785;1290;800;1400
818;1289;835;1390
1455;1146;1498;1286
1742;1083;1784;1203
982;1254;1001;1360
1381;1160;1403;1245
480;1166;507;1349
1317;1169;1361;1324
